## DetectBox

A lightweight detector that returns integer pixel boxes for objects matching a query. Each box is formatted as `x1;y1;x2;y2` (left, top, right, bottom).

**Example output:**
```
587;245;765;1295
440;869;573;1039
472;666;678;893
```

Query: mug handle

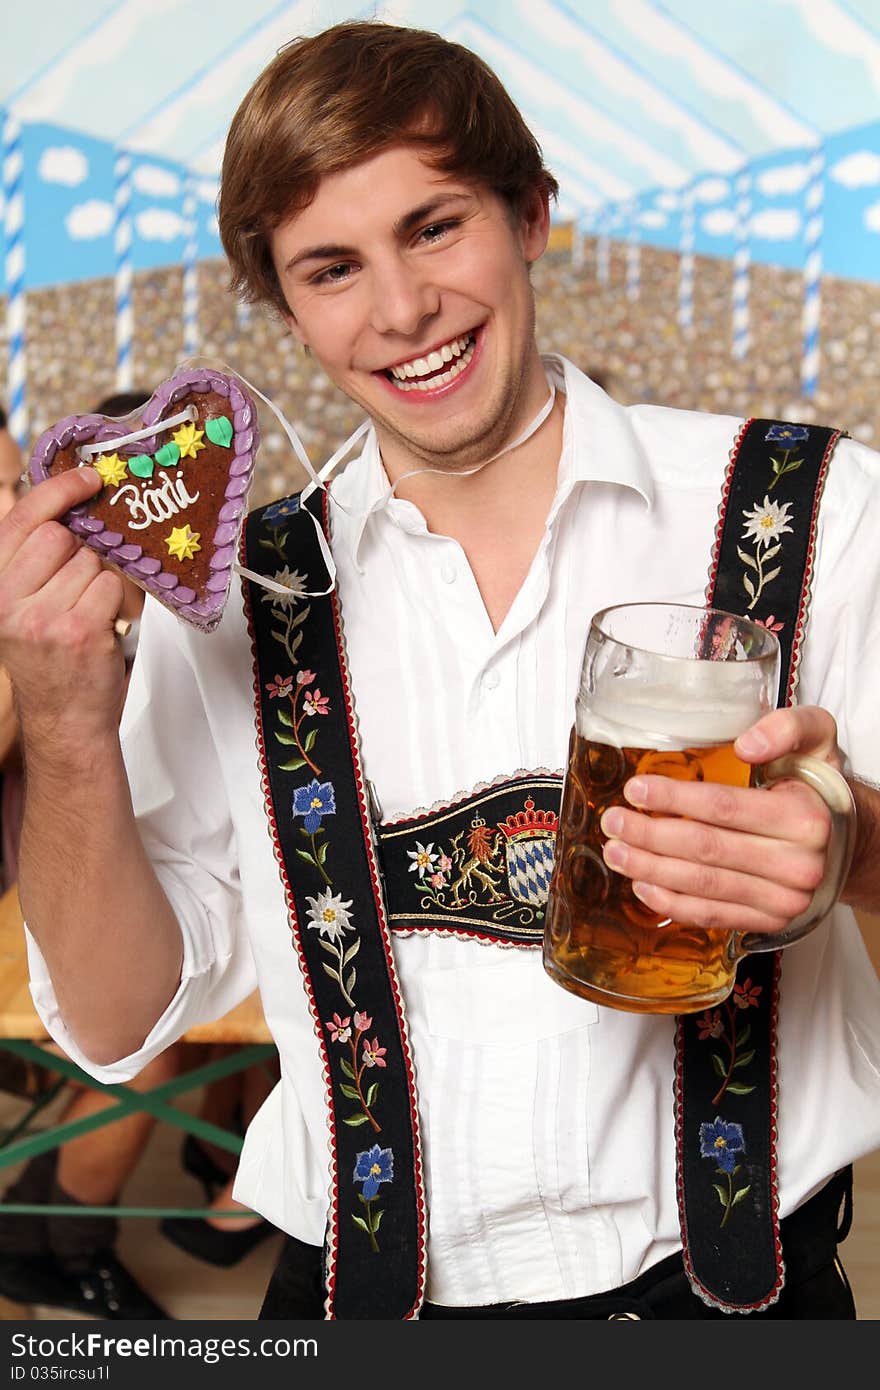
740;754;857;953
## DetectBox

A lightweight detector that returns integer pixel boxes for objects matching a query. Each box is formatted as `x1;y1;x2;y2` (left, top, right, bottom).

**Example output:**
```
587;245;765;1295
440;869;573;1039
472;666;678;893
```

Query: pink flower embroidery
327;1012;352;1043
353;1011;372;1034
362;1037;387;1069
303;688;330;717
266;673;294;699
296;669;316;686
697;1009;724;1040
755;615;784;633
733;978;762;1010
430;872;446;889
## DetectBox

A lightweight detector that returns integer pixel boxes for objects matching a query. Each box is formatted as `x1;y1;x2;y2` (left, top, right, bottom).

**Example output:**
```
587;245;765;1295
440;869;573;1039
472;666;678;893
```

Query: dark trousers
259;1166;855;1320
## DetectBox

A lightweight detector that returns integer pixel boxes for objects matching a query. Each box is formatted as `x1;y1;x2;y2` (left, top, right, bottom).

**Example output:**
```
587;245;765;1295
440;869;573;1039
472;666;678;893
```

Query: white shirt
27;356;880;1307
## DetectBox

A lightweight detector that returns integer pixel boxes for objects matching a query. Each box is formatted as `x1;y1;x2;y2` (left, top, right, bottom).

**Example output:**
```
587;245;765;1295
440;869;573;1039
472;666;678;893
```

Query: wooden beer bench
0;885;276;1219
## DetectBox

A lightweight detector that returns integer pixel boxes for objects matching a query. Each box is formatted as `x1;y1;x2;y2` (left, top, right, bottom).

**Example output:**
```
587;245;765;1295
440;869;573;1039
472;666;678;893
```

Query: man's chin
374;399;519;474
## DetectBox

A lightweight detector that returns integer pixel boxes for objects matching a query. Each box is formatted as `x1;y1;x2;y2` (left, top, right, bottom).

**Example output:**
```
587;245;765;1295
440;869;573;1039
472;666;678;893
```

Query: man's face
0;429;23;522
270;146;550;480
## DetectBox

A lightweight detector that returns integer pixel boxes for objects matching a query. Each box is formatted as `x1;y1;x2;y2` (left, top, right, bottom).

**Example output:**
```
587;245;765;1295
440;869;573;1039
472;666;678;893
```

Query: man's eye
315;262;352;285
420;221;455;243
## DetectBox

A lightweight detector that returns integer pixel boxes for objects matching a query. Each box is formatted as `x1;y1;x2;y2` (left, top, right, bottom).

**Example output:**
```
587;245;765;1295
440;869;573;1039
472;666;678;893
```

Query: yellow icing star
93;452;128;488
172;422;206;459
165;525;201;561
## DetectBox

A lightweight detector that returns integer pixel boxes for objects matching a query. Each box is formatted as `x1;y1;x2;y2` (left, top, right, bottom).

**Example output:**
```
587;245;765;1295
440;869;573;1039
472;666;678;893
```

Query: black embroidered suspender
243;492;426;1320
243;417;843;1318
675;418;844;1313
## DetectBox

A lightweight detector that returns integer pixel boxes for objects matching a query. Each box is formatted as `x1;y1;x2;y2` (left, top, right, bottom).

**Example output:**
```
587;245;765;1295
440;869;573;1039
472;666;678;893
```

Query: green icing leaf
154;441;181;468
205;415;233;448
128;454;154;479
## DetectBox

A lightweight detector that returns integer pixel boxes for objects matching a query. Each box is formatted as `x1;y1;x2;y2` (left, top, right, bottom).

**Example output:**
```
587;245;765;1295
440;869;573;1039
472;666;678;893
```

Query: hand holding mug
543;603;855;1015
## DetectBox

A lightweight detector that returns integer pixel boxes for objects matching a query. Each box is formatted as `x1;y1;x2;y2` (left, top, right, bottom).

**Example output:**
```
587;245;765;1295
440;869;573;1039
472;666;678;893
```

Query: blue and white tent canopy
4;0;880;437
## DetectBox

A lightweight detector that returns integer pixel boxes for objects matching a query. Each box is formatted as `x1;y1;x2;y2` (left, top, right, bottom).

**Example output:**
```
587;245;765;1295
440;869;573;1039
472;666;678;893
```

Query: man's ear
282;310;307;348
521;187;551;265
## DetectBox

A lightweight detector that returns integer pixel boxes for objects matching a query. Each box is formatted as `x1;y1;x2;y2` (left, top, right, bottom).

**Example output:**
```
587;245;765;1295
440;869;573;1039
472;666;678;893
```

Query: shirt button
440;562;457;584
483;669;501;691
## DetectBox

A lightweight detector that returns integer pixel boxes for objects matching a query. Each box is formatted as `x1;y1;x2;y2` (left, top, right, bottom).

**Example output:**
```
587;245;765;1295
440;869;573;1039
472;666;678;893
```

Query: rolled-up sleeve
25;597;259;1082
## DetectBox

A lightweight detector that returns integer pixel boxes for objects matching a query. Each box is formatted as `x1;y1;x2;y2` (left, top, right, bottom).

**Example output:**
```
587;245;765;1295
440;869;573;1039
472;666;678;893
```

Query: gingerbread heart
29;368;260;633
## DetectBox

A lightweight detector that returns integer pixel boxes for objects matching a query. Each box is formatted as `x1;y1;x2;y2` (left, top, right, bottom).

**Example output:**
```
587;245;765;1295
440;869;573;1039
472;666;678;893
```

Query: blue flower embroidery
354;1144;394;1198
264;496;301;527
352;1145;394;1251
765;423;808;445
699;1116;745;1173
699;1116;750;1227
292;778;336;833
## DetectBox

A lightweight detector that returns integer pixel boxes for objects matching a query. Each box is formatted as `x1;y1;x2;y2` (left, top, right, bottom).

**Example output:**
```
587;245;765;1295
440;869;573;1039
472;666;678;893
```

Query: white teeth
388;337;475;392
389;333;473;381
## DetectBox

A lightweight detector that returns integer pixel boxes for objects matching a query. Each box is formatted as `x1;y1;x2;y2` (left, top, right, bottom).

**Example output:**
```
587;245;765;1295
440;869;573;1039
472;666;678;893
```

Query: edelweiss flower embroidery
742;496;794;548
305;889;354;942
737;495;795;611
261;565;309;607
407;841;437;878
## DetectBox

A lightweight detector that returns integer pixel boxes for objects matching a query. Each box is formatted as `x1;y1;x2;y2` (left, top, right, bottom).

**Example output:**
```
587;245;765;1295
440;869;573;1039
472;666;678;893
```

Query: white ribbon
171;354;557;602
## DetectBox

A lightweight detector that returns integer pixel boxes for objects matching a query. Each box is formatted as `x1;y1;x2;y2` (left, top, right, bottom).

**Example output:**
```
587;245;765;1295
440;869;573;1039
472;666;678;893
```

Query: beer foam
576;667;768;750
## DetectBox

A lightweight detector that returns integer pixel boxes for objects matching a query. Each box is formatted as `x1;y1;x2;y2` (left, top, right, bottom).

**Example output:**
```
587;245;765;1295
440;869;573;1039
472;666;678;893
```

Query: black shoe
0;1248;169;1319
180;1134;232;1202
57;1249;171;1319
0;1252;72;1308
161;1214;278;1268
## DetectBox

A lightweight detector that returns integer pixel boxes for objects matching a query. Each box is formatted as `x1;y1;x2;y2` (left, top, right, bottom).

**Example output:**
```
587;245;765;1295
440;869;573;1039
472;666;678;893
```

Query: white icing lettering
108;470;201;532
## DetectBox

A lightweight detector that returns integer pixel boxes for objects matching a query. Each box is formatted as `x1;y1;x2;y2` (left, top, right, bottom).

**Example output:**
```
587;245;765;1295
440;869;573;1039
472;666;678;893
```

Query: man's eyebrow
283;193;473;274
284;243;355;274
392;192;471;236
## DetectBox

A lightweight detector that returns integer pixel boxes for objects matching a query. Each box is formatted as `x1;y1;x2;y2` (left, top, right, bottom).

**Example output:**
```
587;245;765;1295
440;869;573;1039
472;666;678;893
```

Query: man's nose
369;259;440;337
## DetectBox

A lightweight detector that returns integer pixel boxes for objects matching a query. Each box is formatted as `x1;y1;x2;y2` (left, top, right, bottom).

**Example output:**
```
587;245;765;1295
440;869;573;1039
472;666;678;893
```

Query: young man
0;23;878;1319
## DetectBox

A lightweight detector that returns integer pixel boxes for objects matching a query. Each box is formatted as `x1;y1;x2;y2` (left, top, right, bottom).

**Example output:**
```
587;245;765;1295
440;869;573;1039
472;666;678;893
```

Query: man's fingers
602;837;816;924
0;467;102;569
735;704;842;765
0;520;82;601
19;546;118;632
625;878;794;937
601;801;826;890
620;774;831;851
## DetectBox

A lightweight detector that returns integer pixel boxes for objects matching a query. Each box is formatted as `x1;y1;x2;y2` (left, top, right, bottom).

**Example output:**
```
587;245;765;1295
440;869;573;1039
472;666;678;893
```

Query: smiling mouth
384;332;476;391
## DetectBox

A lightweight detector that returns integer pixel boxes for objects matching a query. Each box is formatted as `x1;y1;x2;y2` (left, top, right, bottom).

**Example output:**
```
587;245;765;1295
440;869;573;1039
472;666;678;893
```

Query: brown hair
219;21;559;317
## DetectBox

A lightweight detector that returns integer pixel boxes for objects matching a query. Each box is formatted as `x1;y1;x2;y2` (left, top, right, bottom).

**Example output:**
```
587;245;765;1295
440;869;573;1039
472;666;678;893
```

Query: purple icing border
29;369;259;633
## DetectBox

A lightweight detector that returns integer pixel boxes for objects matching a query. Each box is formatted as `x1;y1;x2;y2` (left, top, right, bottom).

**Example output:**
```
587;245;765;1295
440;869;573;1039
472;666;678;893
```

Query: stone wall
3;241;878;508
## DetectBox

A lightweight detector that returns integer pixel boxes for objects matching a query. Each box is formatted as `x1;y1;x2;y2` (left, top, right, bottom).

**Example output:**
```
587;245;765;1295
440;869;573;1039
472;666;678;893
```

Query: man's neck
387;383;566;634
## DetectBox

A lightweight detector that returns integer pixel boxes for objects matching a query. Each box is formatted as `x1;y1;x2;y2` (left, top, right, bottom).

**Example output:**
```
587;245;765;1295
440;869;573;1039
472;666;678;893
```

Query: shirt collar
327;353;654;566
548;354;653;506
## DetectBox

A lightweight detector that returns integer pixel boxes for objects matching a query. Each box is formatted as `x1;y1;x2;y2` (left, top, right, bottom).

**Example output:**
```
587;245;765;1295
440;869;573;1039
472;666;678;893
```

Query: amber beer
544;602;856;1014
544;697;757;1015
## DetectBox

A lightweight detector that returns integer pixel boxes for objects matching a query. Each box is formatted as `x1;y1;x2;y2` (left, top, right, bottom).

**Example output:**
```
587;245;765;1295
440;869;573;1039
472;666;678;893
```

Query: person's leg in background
0;1044;183;1317
163;1049;281;1267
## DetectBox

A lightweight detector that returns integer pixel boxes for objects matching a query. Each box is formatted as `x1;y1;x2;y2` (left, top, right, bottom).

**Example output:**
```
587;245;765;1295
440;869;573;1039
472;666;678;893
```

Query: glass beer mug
543;602;856;1015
